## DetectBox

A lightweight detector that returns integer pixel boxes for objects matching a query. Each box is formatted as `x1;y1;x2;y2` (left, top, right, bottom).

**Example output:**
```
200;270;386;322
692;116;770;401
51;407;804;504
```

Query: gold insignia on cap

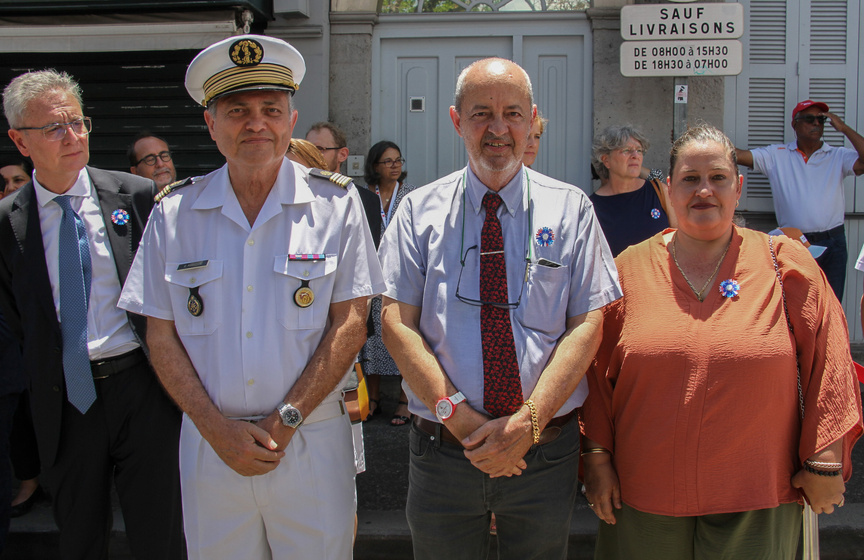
230;39;264;67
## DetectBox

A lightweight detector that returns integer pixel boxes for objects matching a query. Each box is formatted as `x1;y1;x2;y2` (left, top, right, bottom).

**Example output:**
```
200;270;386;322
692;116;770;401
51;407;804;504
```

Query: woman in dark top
590;125;675;256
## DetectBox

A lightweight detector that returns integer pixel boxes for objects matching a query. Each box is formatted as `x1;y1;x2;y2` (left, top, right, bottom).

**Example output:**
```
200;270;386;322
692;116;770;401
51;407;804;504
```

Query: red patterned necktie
480;192;523;417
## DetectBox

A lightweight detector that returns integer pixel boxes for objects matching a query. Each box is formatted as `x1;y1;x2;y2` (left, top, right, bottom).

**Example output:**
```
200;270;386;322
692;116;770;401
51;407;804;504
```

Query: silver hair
206;89;294;116
3;70;83;129
453;58;534;113
591;125;651;180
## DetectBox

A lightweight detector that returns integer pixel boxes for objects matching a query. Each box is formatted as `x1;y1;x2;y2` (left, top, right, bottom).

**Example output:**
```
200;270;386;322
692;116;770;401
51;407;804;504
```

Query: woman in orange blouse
580;125;862;559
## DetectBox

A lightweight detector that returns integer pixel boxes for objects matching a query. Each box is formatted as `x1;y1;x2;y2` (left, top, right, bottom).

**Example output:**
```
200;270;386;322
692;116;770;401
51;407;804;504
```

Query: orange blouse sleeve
774;235;863;481
578;297;624;452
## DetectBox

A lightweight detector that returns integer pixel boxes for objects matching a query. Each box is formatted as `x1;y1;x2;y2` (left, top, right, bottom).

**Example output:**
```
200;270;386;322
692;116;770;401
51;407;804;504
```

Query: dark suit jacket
355;184;382;249
353;185;382;338
0;167;156;468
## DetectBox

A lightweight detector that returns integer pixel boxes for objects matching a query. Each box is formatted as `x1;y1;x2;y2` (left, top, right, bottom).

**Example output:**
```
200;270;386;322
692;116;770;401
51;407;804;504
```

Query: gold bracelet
524;400;540;445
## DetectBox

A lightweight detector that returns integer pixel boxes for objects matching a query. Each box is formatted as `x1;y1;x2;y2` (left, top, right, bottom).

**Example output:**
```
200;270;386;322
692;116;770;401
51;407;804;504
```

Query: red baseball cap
792;100;829;119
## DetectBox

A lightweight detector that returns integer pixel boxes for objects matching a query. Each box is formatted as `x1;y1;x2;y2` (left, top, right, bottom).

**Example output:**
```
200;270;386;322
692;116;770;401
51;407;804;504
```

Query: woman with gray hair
590;125;675;256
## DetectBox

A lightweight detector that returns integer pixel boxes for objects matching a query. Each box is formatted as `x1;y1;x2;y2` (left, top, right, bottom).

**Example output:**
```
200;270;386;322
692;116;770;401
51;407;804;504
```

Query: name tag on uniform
178;260;209;271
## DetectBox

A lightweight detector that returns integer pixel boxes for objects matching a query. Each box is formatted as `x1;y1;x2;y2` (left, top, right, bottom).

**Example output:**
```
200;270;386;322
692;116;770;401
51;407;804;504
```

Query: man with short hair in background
127;132;176;189
306;120;381;247
306;121;349;173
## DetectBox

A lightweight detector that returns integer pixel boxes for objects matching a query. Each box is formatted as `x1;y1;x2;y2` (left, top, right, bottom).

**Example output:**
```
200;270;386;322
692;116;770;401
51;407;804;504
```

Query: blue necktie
54;196;96;414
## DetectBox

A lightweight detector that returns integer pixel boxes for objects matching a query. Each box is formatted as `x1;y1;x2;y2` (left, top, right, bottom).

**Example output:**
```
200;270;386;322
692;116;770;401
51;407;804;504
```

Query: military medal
187;287;204;316
294;280;314;308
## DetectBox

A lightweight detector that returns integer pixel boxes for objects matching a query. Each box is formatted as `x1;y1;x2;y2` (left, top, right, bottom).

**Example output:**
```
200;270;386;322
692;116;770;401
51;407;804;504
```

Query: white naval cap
185;34;306;107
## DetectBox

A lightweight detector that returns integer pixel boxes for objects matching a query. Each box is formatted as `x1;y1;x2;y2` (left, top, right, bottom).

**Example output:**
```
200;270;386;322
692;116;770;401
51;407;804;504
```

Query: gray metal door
374;14;593;190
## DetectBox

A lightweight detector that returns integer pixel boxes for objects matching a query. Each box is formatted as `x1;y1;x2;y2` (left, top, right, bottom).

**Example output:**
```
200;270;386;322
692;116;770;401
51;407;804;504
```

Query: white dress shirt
33;168;139;360
378;166;621;421
119;159;385;418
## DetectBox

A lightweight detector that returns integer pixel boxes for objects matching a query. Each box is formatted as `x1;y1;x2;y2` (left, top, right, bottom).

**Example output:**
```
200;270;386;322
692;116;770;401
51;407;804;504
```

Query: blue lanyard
375;183;399;227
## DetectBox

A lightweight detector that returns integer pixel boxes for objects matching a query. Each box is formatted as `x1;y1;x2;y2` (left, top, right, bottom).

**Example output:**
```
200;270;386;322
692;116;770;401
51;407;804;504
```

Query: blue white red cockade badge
111;209;129;226
535;227;555;247
719;279;740;298
650;208;661;219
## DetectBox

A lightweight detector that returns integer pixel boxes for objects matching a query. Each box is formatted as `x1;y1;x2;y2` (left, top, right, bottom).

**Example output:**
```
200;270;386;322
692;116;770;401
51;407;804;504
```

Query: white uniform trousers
179;401;356;559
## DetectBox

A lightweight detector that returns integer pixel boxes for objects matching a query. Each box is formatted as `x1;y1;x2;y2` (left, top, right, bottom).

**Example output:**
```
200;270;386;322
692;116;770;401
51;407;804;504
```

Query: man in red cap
736;100;864;301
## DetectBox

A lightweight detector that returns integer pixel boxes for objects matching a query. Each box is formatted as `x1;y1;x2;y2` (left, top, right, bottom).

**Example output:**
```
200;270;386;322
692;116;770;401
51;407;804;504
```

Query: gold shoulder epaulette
308;168;353;189
154;176;197;203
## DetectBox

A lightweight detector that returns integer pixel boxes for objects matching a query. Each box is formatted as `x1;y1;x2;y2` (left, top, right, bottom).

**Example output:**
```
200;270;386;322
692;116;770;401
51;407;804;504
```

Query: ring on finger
587;502;595;507
838;497;845;507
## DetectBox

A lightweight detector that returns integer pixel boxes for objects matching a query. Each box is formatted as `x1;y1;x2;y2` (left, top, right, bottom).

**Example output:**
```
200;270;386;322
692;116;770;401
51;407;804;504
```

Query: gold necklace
670;236;731;302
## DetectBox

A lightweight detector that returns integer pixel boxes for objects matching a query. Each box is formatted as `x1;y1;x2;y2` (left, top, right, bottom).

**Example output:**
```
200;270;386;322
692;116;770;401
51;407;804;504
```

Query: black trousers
41;358;184;560
10;390;40;481
0;391;20;555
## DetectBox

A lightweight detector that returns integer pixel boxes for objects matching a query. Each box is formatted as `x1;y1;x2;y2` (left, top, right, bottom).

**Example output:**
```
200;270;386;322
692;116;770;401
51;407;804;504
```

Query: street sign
621;3;744;41
620;40;743;77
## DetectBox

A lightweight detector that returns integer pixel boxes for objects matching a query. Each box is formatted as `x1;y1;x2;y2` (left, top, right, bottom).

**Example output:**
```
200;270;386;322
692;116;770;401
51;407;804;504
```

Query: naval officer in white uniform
119;34;384;559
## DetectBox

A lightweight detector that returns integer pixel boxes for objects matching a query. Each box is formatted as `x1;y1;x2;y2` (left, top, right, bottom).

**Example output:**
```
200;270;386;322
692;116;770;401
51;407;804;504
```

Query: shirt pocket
517;262;569;336
274;255;338;330
164;261;224;336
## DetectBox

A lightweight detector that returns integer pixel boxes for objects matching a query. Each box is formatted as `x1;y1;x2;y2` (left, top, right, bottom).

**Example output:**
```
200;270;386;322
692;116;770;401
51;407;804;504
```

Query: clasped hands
454;405;534;478
203;412;296;477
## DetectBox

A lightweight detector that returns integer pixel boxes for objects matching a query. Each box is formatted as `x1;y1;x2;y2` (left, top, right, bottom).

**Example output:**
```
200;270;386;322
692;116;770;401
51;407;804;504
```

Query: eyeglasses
135;151;173;166
377;158;405;167
454;168;534;310
314;145;343;152
455;245;528;309
795;115;827;125
16;117;92;142
618;148;645;156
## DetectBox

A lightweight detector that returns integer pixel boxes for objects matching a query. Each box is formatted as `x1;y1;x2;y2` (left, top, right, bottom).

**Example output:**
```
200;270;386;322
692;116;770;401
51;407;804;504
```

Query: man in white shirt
736;100;864;300
119;35;384;559
0;69;183;559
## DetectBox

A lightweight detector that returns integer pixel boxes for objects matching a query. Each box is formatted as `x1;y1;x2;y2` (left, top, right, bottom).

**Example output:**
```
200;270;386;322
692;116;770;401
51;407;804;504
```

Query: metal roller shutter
1;50;224;182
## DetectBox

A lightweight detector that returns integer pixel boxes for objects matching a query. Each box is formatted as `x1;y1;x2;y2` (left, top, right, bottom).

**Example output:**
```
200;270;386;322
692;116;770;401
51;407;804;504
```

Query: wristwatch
435;391;466;422
277;403;303;428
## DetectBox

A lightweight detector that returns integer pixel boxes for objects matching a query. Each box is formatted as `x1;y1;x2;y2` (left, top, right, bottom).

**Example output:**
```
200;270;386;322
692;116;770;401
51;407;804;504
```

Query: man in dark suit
306;121;382;246
0;70;183;559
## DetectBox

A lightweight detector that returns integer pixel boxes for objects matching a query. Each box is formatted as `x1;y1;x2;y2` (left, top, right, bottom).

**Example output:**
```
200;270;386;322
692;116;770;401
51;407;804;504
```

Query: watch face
436;399;453;420
280;405;302;427
285;408;301;424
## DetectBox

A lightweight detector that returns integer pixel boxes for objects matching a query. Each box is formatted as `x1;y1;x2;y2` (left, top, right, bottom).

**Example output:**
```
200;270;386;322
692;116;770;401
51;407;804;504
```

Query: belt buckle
91;359;110;380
